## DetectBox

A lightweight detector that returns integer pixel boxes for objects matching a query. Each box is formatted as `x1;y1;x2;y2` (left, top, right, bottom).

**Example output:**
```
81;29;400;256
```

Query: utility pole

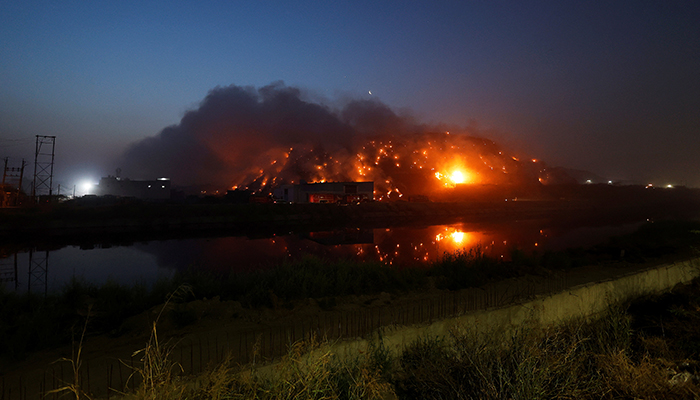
32;135;56;202
2;157;27;207
17;159;25;205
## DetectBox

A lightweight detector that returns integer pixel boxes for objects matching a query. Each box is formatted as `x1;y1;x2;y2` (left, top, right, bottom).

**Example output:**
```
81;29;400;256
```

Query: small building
273;181;374;204
95;176;171;200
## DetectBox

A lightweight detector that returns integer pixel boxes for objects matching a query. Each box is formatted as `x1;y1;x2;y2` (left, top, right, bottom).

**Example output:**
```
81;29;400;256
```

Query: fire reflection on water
368;224;539;267
1;221;642;293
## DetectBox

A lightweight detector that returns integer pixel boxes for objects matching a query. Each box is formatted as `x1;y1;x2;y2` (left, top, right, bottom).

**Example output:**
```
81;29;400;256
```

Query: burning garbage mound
247;132;549;200
119;82;567;199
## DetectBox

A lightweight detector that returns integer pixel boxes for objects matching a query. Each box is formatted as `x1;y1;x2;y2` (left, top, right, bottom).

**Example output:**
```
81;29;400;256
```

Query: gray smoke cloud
119;81;562;194
118;82;421;188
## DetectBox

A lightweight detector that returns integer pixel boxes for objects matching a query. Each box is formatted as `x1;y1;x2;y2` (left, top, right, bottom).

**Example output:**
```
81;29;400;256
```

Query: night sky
1;1;699;193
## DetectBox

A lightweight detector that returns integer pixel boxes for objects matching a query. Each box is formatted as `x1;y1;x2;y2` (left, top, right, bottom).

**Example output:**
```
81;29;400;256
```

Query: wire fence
1;273;572;399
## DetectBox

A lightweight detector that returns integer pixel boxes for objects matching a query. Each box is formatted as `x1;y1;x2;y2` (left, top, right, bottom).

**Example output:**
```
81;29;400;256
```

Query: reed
47;305;93;400
119;285;192;399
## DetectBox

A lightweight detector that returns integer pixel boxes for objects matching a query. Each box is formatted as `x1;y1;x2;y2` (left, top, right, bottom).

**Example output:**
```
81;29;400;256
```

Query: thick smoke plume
119;82;559;198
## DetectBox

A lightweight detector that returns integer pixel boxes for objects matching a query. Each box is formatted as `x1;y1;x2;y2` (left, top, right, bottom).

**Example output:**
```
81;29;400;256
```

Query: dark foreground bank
2;219;699;365
173;279;700;400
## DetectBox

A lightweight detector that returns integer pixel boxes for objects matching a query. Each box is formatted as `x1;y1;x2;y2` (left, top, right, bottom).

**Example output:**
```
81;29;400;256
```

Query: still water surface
1;220;642;294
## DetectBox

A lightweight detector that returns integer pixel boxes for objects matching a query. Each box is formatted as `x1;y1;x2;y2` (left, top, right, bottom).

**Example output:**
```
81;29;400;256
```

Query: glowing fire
435;229;473;247
435;169;472;187
451;171;466;184
451;231;465;244
234;131;546;199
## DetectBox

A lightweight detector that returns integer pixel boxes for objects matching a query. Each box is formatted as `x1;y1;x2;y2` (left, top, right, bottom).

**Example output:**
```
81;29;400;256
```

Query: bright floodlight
80;181;94;195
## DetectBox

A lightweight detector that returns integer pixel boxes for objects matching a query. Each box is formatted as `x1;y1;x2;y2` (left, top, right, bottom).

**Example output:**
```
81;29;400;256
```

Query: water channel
0;219;643;294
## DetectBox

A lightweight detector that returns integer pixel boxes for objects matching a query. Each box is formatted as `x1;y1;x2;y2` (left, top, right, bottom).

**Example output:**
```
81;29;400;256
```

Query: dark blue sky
1;1;699;191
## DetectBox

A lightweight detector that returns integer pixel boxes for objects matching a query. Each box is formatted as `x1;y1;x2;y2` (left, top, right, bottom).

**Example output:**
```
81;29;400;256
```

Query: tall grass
391;303;699;399
114;291;700;399
123;285;192;399
234;256;426;308
48;305;93;400
429;246;515;290
117;333;394;400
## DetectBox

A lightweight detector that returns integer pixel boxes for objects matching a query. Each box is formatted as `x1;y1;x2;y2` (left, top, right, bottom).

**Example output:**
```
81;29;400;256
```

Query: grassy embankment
2;220;699;365
114;281;700;399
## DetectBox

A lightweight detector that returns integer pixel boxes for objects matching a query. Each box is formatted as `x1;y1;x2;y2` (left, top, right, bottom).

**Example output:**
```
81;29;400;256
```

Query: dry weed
48;305;93;400
119;285;192;399
599;350;698;399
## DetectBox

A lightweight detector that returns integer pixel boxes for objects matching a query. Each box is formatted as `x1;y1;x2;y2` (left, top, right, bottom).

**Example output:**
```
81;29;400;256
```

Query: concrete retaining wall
325;257;700;358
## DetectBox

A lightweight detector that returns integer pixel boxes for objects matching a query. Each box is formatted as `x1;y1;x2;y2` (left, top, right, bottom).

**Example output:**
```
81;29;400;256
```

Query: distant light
585;180;592;184
666;184;673;188
646;183;653;188
79;180;95;195
608;180;613;185
157;177;170;181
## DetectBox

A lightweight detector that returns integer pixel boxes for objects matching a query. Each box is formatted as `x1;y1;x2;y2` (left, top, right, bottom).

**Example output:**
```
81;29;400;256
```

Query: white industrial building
95;176;171;200
273;181;374;204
